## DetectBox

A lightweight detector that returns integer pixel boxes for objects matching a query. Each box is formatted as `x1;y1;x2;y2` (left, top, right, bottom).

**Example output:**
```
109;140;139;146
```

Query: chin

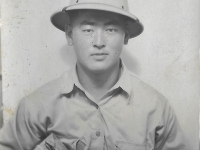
88;64;109;73
90;66;107;73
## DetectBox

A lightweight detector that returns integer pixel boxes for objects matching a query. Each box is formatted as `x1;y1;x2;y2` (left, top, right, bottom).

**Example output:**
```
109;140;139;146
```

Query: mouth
91;53;108;61
91;53;108;56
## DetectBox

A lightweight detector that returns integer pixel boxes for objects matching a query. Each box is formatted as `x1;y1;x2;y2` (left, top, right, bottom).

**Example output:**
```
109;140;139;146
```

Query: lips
91;53;108;61
91;53;108;56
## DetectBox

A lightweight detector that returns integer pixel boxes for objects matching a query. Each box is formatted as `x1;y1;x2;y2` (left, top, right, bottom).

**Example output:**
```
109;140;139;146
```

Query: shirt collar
60;60;132;97
109;60;132;97
60;65;85;94
119;61;132;96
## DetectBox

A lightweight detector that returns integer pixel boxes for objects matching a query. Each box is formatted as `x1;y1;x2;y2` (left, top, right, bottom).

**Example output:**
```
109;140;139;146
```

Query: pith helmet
51;0;144;38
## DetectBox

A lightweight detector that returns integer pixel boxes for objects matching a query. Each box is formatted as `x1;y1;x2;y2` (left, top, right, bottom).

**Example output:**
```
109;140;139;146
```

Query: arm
0;98;46;150
155;101;188;150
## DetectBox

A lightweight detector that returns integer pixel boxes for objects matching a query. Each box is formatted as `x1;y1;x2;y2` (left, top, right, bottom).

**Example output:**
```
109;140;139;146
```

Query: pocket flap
115;141;153;150
33;133;68;150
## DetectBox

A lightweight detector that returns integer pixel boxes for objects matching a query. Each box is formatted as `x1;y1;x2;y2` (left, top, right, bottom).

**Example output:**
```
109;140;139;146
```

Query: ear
65;25;73;46
124;30;130;45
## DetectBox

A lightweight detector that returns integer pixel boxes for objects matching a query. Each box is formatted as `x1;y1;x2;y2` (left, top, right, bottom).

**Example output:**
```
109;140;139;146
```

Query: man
0;0;187;150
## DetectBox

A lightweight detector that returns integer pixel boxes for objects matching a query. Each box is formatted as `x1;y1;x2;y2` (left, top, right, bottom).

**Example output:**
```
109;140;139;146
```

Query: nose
93;29;106;50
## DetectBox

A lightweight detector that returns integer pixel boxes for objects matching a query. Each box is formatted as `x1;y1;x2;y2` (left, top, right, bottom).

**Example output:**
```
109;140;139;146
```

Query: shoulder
127;71;176;128
128;71;169;111
18;70;73;110
126;71;185;149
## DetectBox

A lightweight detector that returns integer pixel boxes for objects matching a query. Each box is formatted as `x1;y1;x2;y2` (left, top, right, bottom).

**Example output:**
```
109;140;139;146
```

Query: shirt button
96;131;100;137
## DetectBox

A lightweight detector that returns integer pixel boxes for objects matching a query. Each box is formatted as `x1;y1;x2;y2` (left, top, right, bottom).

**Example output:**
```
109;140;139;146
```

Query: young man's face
66;10;129;73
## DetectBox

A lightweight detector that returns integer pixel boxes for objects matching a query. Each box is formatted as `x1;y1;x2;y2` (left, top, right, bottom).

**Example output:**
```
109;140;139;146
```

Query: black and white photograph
0;0;199;149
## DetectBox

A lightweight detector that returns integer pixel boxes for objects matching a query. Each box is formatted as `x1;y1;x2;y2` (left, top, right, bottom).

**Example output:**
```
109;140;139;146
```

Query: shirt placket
97;106;116;150
87;106;105;150
76;83;117;150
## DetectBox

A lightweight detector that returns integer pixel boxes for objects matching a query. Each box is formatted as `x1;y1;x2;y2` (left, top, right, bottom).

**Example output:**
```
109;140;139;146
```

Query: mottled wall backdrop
0;4;2;128
1;0;200;149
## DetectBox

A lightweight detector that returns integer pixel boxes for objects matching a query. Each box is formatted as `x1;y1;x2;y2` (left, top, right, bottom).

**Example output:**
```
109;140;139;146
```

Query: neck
77;60;121;100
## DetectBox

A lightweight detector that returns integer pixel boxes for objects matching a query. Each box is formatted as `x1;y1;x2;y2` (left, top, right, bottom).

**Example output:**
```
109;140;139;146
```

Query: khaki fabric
0;62;187;150
34;133;68;150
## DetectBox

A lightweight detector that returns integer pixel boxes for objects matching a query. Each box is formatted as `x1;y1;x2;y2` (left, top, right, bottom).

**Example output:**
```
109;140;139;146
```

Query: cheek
72;39;93;62
73;32;93;48
109;36;124;55
72;36;89;54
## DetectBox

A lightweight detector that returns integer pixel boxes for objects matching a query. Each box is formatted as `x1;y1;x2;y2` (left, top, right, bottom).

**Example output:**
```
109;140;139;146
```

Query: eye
106;29;117;34
83;29;94;33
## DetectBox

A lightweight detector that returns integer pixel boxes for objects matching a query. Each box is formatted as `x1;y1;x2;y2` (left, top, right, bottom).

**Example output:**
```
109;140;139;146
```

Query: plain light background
1;0;200;149
0;3;2;128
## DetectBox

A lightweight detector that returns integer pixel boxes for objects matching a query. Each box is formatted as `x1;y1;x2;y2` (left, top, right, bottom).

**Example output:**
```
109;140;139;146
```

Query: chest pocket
33;133;68;150
115;141;154;150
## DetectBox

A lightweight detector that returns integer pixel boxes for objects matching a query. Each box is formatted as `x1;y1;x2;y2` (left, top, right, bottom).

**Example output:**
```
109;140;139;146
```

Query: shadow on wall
59;44;77;67
121;48;140;75
59;45;140;75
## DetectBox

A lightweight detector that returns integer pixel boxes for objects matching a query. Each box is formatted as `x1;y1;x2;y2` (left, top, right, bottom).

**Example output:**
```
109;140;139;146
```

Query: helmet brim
51;3;144;38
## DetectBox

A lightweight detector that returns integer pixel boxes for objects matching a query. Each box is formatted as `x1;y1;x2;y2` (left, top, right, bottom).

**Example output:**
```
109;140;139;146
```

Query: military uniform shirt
0;62;187;150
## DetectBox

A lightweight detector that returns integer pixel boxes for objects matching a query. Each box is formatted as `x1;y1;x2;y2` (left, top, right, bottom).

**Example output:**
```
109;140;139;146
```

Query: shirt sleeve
0;98;47;150
154;100;188;150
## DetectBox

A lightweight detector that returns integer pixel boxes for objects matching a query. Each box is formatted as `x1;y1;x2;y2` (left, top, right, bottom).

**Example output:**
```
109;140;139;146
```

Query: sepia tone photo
0;0;199;149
